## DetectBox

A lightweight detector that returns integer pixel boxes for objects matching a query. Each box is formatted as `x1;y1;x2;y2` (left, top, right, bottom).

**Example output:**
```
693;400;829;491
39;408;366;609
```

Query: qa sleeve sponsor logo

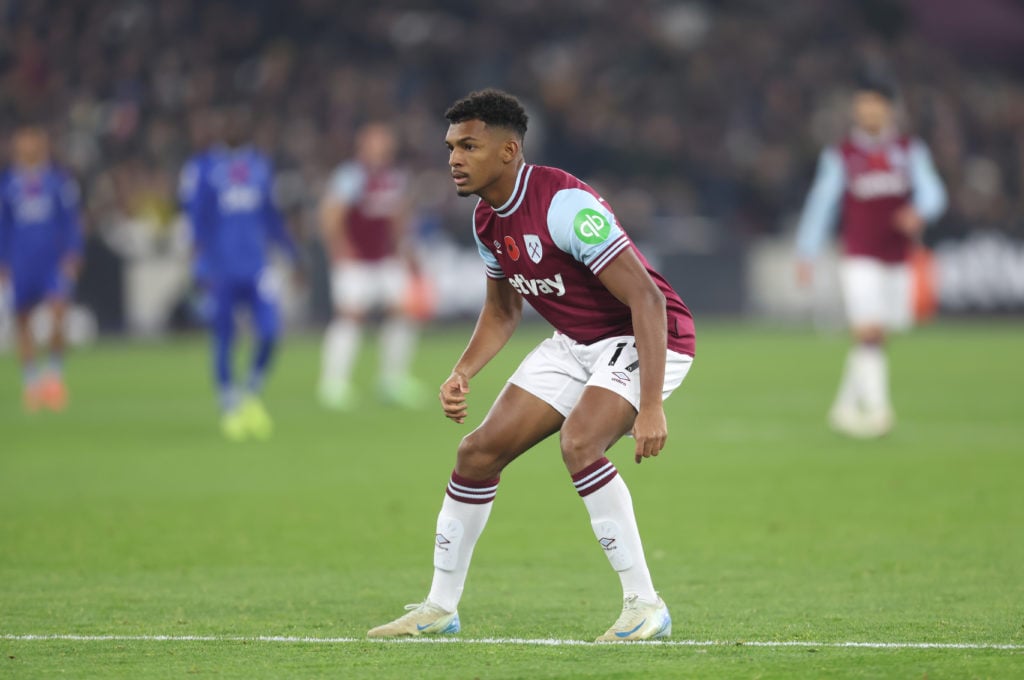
503;235;521;261
574;208;612;244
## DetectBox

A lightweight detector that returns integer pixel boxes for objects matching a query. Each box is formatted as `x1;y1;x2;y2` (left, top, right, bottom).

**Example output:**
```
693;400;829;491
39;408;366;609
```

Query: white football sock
573;457;657;603
832;348;861;413
855;344;890;414
320;318;361;391
427;472;499;613
379;316;417;386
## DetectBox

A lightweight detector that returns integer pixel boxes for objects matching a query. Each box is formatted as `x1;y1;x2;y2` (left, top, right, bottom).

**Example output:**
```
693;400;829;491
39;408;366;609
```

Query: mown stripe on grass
3;634;1022;651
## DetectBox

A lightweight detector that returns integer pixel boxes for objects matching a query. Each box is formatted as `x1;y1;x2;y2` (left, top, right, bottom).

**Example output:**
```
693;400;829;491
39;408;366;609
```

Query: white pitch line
2;634;1022;651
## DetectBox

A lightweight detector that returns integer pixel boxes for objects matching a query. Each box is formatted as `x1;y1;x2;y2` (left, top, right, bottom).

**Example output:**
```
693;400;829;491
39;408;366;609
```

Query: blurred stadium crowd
1;0;1023;326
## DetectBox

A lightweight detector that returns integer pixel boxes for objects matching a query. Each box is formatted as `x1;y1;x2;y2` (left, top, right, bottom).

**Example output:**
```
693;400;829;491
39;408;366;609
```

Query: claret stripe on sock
572;457;618;497
445;471;500;504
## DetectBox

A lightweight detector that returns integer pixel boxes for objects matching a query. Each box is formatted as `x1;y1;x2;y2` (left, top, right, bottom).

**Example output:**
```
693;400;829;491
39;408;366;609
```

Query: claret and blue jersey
473;164;696;357
0;164;83;311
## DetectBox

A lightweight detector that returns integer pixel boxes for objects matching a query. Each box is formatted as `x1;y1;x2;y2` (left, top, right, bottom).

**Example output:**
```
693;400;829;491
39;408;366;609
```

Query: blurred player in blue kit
186;108;300;440
0;126;84;411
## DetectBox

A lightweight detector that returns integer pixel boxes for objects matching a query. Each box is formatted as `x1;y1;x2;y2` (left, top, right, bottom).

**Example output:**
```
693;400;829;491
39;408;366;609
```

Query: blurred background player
795;76;947;438
317;122;424;411
0;125;83;411
188;107;300;441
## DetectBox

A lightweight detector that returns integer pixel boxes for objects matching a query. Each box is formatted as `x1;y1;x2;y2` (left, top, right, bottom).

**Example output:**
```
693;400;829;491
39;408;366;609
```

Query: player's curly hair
445;89;528;139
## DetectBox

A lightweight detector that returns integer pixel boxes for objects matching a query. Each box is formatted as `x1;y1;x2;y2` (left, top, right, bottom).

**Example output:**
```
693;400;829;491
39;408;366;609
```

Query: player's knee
559;429;603;471
455;431;505;479
854;326;885;345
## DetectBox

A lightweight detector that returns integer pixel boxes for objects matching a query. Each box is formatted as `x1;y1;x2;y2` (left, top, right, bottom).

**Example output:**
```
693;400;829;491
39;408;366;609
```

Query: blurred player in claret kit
318;122;425;411
368;90;696;642
0;125;84;412
187;107;301;441
795;75;947;438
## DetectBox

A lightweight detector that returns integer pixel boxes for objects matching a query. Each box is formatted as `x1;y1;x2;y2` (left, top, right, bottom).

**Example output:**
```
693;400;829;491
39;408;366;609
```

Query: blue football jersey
188;147;296;282
0;164;83;275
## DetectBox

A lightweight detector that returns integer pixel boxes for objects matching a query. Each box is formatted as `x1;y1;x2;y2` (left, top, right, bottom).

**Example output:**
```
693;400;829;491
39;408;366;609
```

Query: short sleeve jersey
473;164;695;356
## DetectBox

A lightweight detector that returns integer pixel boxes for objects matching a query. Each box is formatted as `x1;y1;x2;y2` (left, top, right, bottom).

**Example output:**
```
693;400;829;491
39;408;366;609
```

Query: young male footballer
368;89;696;642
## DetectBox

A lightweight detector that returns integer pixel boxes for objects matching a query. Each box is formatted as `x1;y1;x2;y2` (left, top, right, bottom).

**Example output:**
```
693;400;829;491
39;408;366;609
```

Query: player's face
852;92;893;135
445;120;509;198
358;125;397;168
12;128;49;167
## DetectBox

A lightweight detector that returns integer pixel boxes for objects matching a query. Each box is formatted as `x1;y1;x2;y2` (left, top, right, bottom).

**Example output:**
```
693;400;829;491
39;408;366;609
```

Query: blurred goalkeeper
795;75;947;437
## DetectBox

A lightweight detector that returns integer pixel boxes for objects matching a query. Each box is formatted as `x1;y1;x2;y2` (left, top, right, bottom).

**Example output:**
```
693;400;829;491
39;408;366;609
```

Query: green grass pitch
2;320;1022;678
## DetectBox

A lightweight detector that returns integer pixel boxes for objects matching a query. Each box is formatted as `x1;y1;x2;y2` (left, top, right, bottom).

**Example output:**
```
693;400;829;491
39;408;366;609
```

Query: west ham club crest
524;234;543;263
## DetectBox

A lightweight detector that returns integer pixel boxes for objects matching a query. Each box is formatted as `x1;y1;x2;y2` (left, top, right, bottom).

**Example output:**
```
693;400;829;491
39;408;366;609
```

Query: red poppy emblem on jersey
504;235;521;261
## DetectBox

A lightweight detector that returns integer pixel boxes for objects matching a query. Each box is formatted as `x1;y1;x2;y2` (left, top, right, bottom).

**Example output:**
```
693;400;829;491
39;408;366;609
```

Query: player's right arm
795;147;845;285
440;277;522;424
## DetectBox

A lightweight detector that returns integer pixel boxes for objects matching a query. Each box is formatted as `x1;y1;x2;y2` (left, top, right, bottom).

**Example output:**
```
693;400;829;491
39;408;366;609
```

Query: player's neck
15;161;46;174
852;125;896;147
480;159;526;209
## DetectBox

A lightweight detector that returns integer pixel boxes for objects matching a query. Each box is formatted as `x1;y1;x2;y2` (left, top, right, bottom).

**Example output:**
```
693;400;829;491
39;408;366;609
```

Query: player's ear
501;138;520;164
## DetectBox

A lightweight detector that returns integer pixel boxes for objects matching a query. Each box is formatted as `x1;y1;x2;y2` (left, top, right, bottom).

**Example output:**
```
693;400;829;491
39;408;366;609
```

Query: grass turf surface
1;321;1022;678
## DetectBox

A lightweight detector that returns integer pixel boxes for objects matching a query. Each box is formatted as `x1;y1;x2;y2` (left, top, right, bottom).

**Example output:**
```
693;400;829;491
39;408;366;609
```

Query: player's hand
440;370;471;424
796;260;814;288
632;406;668;464
893;204;925;238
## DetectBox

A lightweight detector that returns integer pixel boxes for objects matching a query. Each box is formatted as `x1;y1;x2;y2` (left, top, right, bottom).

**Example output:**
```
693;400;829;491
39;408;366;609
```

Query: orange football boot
40;375;69;412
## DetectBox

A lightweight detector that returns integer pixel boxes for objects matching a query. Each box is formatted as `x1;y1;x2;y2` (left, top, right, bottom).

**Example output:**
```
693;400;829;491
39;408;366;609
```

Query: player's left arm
56;173;85;281
597;250;669;464
894;140;948;238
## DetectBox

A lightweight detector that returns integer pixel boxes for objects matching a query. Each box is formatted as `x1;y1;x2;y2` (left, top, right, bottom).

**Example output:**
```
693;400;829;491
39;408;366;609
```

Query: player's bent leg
15;309;43;412
455;382;565;480
241;292;279;440
318;310;364;411
832;325;893;439
562;387;669;641
369;385;564;638
40;297;69;411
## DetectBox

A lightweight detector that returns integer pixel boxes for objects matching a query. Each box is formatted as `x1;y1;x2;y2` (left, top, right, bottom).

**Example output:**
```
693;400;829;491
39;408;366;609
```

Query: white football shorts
330;257;408;314
839;256;912;331
508;331;694;417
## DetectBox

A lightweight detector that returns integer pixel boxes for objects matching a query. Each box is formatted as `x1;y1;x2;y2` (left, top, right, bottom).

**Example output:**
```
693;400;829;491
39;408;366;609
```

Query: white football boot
596;595;672;642
829;405;893;439
367;601;460;638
